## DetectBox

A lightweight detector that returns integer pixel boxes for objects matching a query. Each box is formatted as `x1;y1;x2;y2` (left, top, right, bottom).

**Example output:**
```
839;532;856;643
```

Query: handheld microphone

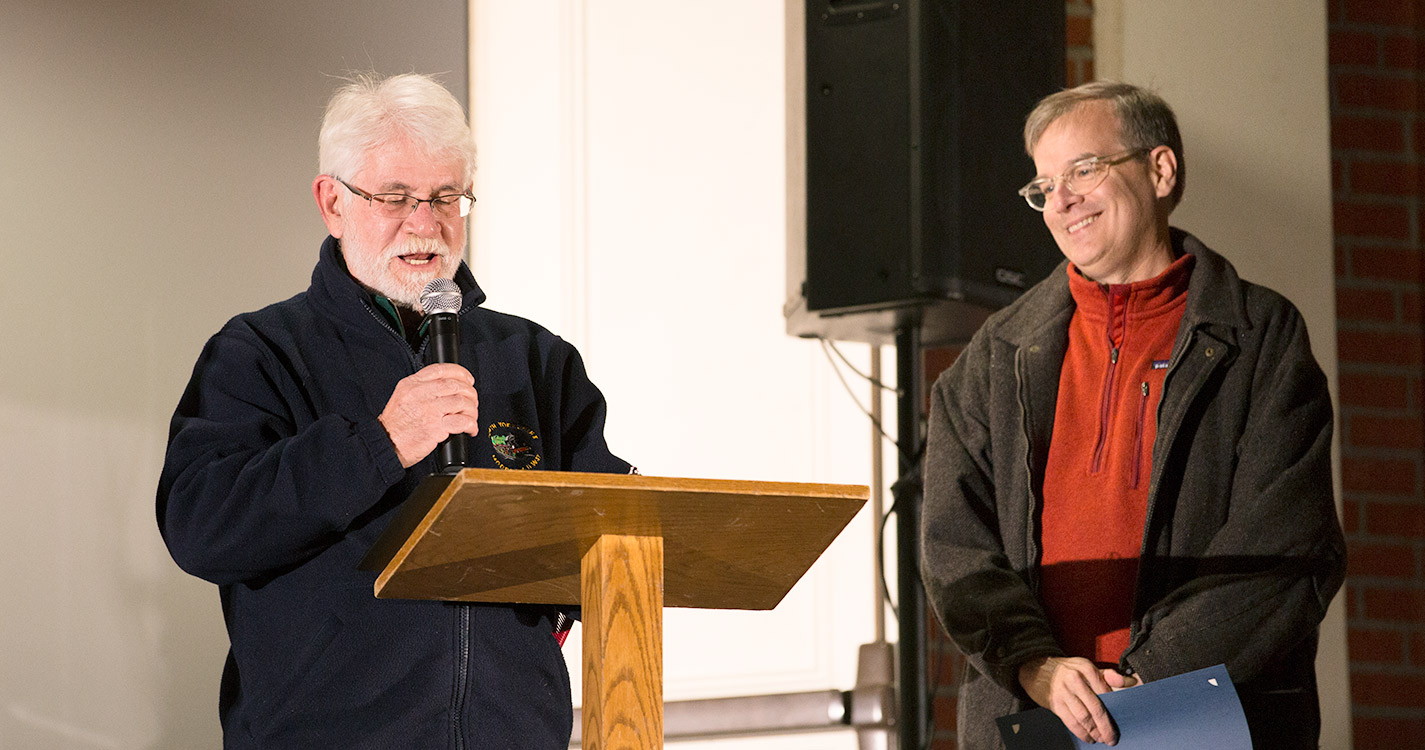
420;278;467;475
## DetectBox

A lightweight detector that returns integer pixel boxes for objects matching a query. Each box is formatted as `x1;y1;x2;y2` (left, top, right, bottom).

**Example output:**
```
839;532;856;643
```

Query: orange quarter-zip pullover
1038;252;1194;667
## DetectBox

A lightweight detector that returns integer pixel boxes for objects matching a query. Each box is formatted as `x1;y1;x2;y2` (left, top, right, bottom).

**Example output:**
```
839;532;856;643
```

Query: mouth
1067;213;1099;234
398;253;439;266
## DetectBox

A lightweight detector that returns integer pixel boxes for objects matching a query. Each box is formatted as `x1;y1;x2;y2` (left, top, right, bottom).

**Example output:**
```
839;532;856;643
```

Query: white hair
318;72;476;185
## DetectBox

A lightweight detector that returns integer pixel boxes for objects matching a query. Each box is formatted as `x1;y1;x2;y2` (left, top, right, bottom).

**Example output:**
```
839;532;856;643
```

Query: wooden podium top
362;468;868;610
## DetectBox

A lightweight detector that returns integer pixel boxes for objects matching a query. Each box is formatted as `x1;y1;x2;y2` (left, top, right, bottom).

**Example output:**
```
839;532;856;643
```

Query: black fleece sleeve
156;326;406;586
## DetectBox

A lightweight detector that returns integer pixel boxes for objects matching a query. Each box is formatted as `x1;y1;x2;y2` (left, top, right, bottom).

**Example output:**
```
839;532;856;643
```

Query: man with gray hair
157;72;631;748
920;81;1345;749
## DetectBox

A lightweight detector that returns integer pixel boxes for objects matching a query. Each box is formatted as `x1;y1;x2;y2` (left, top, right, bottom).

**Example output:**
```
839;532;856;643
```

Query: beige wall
1098;1;1349;747
0;2;465;746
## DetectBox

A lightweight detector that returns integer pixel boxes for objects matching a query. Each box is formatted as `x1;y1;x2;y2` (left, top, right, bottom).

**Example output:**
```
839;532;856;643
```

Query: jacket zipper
1015;346;1042;587
453;605;471;749
366;301;470;740
362;303;413;351
1131;382;1149;489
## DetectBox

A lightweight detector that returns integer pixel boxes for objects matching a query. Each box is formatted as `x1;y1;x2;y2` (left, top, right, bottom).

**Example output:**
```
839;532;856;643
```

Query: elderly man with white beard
157;73;632;750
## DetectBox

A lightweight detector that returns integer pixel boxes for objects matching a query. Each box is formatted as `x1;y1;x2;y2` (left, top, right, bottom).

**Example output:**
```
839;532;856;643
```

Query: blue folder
996;664;1252;749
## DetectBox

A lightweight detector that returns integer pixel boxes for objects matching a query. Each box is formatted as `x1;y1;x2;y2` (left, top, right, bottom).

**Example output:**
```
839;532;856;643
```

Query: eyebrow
374;181;466;195
1033;152;1103;179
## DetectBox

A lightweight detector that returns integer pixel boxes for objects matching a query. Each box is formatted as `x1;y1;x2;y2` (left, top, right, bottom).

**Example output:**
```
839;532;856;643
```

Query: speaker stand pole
895;322;927;750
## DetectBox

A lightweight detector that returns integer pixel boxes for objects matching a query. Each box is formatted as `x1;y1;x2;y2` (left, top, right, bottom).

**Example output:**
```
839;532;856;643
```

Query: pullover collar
1066;252;1196;324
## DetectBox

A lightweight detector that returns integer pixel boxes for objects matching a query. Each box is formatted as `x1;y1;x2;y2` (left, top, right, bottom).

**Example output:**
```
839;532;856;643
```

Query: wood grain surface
582;534;664;750
366;468;867;610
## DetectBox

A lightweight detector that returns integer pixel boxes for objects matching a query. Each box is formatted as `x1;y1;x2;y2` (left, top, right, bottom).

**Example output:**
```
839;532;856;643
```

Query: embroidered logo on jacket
488;422;543;470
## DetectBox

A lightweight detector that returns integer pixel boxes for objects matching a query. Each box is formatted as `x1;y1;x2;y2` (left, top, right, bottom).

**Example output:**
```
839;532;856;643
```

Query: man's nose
403;201;443;236
1049;183;1083;212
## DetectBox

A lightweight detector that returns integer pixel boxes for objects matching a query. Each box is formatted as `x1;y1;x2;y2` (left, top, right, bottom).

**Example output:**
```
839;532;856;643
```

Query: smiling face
1031;101;1177;285
316;137;469;309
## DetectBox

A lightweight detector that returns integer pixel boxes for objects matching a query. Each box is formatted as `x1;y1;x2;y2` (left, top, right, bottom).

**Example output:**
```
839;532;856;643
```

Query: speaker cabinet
787;0;1065;344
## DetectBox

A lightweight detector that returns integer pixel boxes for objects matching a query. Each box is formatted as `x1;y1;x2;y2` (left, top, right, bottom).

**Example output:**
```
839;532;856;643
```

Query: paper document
996;664;1251;749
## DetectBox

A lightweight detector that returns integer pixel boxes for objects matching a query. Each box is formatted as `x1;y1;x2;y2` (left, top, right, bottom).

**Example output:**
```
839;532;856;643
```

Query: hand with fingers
1018;656;1139;745
379;363;480;468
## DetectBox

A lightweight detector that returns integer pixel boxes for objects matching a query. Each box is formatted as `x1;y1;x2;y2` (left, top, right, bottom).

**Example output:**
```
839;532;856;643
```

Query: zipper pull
1141;381;1149;396
1111;347;1120;364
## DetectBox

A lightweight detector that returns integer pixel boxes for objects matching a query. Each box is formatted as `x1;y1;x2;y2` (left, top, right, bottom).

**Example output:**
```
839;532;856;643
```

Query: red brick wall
1331;0;1425;747
1064;0;1094;86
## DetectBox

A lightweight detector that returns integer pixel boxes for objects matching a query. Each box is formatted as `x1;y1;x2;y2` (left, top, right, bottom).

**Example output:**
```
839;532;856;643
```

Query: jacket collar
1174;228;1250;335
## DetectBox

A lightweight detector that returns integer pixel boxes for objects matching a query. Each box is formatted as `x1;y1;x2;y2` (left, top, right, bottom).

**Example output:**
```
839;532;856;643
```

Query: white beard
340;230;460;311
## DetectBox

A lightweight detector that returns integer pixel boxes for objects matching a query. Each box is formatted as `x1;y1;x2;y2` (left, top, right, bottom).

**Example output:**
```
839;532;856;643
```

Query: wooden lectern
362;468;868;750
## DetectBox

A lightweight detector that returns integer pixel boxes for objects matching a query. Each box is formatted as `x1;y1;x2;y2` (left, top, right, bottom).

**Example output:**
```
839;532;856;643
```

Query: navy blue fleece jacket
157;235;630;749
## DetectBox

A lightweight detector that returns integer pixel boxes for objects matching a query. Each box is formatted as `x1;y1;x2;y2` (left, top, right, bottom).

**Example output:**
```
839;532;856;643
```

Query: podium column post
581;533;664;750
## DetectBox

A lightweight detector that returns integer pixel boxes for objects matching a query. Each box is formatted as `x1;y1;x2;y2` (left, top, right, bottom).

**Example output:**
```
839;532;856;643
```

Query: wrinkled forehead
357;138;469;193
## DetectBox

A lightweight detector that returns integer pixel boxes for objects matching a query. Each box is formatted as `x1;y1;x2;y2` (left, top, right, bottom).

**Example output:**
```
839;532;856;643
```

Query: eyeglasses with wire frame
1016;148;1152;211
339;179;476;219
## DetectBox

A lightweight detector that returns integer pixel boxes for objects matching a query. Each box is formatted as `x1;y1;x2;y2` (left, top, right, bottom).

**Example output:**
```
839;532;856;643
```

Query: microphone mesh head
420;278;462;315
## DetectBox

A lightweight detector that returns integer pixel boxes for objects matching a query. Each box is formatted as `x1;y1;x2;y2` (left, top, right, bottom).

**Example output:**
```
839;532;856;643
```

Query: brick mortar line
1338;277;1422;289
1333;155;1423;165
1331;24;1425;36
1335;322;1425;335
1348;710;1425;725
1345;497;1425;507
1336;236;1421;248
1332;192;1420;202
1347;668;1425;681
1331;106;1425;119
1339;452;1425;466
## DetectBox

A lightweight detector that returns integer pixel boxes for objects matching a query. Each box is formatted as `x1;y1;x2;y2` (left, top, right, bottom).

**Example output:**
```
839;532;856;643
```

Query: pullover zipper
1091;346;1119;473
1091;287;1129;474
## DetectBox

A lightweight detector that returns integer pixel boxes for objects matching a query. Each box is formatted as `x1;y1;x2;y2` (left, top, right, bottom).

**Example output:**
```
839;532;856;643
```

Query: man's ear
1148;145;1178;201
313;175;346;238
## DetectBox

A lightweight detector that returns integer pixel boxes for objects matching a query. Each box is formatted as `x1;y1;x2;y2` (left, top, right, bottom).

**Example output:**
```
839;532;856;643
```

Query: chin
387;261;459;309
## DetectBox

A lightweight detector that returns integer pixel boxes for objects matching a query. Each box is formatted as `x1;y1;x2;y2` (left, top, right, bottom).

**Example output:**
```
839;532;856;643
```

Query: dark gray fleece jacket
921;229;1345;750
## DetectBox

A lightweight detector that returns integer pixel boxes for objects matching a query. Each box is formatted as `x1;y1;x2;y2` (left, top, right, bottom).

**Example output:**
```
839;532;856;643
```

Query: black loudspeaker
787;0;1065;344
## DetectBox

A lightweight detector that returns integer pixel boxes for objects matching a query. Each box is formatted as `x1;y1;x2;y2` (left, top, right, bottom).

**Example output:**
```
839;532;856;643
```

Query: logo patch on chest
488;422;543;470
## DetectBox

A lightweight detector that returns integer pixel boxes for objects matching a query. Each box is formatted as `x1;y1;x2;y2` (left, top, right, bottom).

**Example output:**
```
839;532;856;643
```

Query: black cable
823;337;903;395
878;498;899;622
816;337;910;460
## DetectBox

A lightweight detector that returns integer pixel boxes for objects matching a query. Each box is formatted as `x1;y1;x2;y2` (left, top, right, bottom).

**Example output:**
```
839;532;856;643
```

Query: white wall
468;3;885;747
1098;1;1350;747
0;2;466;747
